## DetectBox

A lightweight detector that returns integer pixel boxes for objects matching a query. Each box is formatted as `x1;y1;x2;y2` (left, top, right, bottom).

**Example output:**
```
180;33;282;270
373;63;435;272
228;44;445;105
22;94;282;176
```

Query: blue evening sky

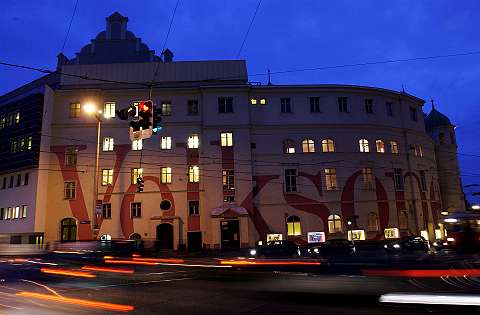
0;0;479;202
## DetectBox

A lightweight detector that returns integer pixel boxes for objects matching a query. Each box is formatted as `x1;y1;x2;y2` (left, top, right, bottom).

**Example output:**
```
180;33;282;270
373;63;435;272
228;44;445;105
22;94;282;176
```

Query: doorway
156;223;174;249
220;220;240;249
187;232;202;251
60;218;77;242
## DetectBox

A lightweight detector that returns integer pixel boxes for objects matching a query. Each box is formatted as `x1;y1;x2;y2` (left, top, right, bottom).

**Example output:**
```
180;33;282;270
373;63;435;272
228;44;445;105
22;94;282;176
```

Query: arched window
302;139;315;153
60;218;77;242
322;139;335;152
375;140;385;153
287;216;301;236
283;139;295;154
359;139;370;152
367;212;379;231
328;214;342;234
399;211;408;230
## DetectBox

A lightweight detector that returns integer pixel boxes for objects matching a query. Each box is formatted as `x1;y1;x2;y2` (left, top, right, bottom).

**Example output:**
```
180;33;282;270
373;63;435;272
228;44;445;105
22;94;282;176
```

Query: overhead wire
60;0;79;53
236;0;263;58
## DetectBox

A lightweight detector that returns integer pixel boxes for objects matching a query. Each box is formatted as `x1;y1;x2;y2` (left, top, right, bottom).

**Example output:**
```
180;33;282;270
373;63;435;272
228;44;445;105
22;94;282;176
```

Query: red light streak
16;291;134;312
40;268;96;278
132;257;185;264
81;266;134;274
219;260;321;266
362;269;480;277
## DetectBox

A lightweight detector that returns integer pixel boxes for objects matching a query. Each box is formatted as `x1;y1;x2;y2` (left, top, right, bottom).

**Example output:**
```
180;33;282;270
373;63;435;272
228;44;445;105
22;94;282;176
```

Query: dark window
9;176;14;188
187;100;199;115
394;168;404;190
23;173;29;186
365;99;373;114
420;170;427;191
409;107;417;121
280;98;291;113
16;174;21;187
65;147;78;166
250;142;256;149
439;132;445;144
188;200;199;216
310;97;321;113
131;202;141;218
450;132;456;145
223;195;235;202
218;97;233;113
102;203;112;219
338;97;348;112
0;208;4;220
285;169;297;192
386;102;393;116
1;177;6;189
222;170;235;191
64;181;76;199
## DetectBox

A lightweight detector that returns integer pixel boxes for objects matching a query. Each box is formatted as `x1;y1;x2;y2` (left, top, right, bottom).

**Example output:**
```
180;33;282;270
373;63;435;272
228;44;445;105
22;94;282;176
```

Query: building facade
0;13;465;249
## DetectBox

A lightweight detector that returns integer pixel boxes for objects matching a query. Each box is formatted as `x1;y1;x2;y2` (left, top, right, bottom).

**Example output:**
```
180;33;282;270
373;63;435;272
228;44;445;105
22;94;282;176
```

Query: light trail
132;257;185;264
81;266;134;274
380;293;480;306
219;260;321;266
363;269;480;278
40;268;96;278
21;280;62;297
104;259;159;266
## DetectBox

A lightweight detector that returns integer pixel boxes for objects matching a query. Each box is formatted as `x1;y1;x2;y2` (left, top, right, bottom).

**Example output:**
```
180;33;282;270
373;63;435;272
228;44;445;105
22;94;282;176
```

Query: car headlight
384;244;388;248
249;249;257;256
447;237;455;242
432;242;438;247
393;244;401;249
313;248;319;253
307;248;311;253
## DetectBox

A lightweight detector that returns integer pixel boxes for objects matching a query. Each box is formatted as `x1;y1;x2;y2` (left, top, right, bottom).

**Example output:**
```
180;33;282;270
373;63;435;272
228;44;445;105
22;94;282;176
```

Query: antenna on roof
401;84;406;93
267;69;272;85
431;99;435;110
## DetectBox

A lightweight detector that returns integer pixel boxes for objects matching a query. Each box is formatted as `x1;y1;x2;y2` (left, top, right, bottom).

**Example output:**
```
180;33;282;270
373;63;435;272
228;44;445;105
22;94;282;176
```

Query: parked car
248;240;301;258
307;239;356;257
383;236;429;253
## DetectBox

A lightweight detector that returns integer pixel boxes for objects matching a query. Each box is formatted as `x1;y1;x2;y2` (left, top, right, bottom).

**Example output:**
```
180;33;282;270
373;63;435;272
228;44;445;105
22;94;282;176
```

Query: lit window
325;168;337;190
367;212;379;231
384;228;399;239
10;138;18;153
161;167;172;184
65;147;78;166
131;202;142;218
224;195;235;202
359;139;370;152
399;210;408;229
103;137;114;151
14;206;20;219
15;112;20;124
188;134;199;149
188;166;200;183
221;132;233;147
376;140;385;153
69;103;81;118
21;205;27;218
7;207;12;219
104;102;116;119
188;200;199;216
414;144;423;157
390;141;399;154
250;98;257;105
259;98;267;105
348;230;366;241
321;139;335;153
218;97;233;113
161;136;172;150
283;139;295;154
102;169;113;186
284;169;297;192
328;214;342;233
302;139;315;153
102;203;112;219
160;101;172;116
287;216;301;236
132;139;143;151
362;167;374;188
27;136;32;150
64;181;76;199
0;117;5;129
131;168;143;184
222;170;235;191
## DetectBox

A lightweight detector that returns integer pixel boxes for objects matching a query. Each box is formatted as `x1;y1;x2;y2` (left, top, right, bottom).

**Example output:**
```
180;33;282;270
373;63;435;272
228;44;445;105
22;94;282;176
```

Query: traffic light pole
92;116;102;237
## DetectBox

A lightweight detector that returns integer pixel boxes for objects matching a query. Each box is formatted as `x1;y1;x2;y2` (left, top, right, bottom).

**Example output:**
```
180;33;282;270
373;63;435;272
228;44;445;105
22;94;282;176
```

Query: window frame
130;202;142;218
161;136;172;150
218;97;233;113
69;103;81;118
222;169;235;191
375;140;385;153
102;203;112;219
284;169;297;192
301;139;315;153
286;216;302;236
309;97;321;113
338;97;348;112
359;139;370;153
101;169;114;186
64;181;76;200
220;132;233;147
188;200;200;216
131;168;143;184
188;165;200;183
390;141;399;154
324;168;338;191
283;139;295;154
393;168;404;190
103;102;116;119
328;214;342;233
160;101;172;116
161;167;172;184
365;99;374;114
188;134;199;149
132;139;143;151
280;98;292;113
187;99;199;116
321;138;335;153
103;137;114;152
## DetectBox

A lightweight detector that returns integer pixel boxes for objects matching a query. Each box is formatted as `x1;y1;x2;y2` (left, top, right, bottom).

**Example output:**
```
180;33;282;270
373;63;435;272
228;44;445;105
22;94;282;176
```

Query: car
307;239;356;257
383;236;429;253
248;240;301;258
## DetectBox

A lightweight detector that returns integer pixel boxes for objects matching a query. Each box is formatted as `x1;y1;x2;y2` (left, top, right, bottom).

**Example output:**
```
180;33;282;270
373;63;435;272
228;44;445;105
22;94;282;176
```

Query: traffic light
138;100;153;130
136;177;144;193
116;105;136;120
152;105;163;135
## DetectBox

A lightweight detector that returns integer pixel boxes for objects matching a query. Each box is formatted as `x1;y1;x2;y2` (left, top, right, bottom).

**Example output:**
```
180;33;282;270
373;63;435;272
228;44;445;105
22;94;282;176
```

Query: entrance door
220;220;240;249
187;232;202;251
156;223;174;249
60;218;77;242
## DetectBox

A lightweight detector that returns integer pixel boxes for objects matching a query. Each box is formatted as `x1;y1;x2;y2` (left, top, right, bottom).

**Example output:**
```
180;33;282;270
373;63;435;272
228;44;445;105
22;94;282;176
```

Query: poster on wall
307;232;325;243
266;234;283;242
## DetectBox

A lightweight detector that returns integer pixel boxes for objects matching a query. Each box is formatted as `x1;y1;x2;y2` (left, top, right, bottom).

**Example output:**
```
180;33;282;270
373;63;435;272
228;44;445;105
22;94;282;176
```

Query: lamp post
83;103;103;238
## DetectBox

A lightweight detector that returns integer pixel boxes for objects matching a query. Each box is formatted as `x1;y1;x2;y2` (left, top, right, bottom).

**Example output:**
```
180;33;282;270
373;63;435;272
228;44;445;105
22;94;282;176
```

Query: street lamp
83;103;104;238
472;204;480;210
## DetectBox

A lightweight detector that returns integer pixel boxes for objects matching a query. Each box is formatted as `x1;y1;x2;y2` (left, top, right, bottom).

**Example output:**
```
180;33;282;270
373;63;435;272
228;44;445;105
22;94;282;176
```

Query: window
439;132;445;144
161;136;172;150
21;205;27;218
103;137;114;151
280;98;291;113
132;101;140;117
338;97;348;112
399;210;408;229
16;174;21;187
27;136;32;150
0;117;5;129
222;170;235;191
375;140;385;153
302;139;315;153
386;102;393;116
188;200;199;216
23;173;29;186
64;181;76;199
131;202;141;218
221;132;233;147
102;169;113;186
325;168;337;190
14;207;20;219
218;97;233;113
187;100;199;115
160;101;172;116
188;165;200;183
104;102;115;119
283;139;295;154
394;168;404;190
322;139;335;153
359;139;370;152
414;144;423;157
188;134;199;149
161;167;172;184
0;208;4;220
409;107;417;121
1;177;6;189
102;203;112;219
250;98;257;105
131;168;143;184
420;170;427;191
284;169;297;192
390;141;399;154
65;147;78;166
9;176;13;188
362;167;374;188
365;99;373;114
15;112;20;124
367;212;379;231
259;98;267;105
287;216;301;236
7;207;12;219
132;139;143;151
328;214;342;233
69;103;81;118
310;97;321;113
224;195;235;202
10;138;17;153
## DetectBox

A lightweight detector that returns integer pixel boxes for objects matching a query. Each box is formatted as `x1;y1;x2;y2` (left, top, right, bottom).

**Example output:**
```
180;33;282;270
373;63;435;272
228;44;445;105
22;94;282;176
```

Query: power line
60;0;79;53
236;0;263;58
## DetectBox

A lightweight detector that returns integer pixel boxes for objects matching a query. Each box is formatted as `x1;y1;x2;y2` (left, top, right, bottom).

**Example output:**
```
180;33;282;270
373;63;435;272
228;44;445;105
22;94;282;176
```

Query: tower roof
425;104;452;129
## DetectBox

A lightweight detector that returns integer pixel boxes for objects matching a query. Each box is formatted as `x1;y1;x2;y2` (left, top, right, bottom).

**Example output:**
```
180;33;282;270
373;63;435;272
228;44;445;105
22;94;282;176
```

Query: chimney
56;53;69;70
162;48;174;63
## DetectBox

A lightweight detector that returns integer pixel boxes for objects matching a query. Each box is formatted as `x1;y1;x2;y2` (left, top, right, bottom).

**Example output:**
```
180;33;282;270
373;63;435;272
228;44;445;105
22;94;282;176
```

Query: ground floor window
60;218;77;242
287;215;301;236
328;214;342;233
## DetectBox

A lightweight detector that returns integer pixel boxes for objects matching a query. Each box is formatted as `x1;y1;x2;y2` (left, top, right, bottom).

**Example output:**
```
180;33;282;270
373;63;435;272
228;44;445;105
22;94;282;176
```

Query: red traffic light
139;100;153;112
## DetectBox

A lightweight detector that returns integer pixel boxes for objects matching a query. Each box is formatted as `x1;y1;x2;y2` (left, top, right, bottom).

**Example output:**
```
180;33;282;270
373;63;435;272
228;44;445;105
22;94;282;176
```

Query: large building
0;12;465;249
